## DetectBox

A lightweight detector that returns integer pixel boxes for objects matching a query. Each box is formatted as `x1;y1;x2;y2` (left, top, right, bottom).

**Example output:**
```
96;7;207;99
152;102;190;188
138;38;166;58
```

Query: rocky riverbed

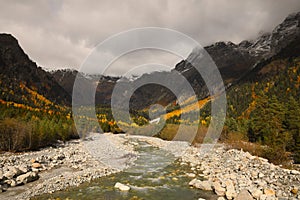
0;133;299;200
181;146;300;200
0;133;137;200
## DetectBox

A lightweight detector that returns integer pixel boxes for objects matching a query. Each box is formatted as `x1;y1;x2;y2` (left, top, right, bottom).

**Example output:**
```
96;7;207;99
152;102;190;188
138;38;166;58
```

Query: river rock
32;162;42;168
16;172;39;185
291;186;298;195
189;179;212;191
258;173;265;178
10;179;17;187
18;165;28;174
249;188;263;199
189;178;198;186
212;181;226;196
259;194;277;200
225;180;237;200
4;167;22;179
226;189;237;200
186;173;196;178
0;185;4;193
114;182;130;191
235;189;254;200
264;188;276;196
291;170;300;175
0;170;3;180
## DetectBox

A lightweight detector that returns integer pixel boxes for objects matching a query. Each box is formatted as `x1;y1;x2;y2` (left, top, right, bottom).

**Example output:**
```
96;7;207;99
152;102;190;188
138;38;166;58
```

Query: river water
34;139;217;200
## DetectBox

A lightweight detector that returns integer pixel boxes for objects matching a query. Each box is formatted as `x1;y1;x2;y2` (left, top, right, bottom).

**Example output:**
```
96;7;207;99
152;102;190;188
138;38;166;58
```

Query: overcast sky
1;0;300;75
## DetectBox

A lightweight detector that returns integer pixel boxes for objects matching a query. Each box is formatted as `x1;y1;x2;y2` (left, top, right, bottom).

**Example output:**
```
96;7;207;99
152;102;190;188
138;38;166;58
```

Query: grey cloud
0;0;300;75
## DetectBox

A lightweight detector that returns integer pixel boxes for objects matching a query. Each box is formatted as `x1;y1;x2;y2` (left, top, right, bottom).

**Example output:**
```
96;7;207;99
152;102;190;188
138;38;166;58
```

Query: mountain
222;25;300;164
50;12;300;110
226;31;300;119
99;11;300;109
51;69;119;106
174;11;300;96
0;34;70;108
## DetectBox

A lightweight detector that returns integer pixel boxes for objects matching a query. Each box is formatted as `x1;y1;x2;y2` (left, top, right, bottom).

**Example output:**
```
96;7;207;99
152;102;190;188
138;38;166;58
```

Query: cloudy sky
1;0;300;75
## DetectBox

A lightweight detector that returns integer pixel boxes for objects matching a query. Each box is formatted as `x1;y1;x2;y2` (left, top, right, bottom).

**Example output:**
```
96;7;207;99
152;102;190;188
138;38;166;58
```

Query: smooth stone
10;179;17;187
212;181;226;196
291;170;300;175
0;171;3;180
264;188;276;196
235;189;254;200
191;179;212;191
16;172;39;185
291;187;298;195
249;188;263;199
114;182;130;191
32;163;42;168
186;173;196;178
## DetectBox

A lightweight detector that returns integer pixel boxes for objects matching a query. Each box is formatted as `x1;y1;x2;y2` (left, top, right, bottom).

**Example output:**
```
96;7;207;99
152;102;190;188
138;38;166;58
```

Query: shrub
0;117;78;152
261;146;292;166
0;118;31;151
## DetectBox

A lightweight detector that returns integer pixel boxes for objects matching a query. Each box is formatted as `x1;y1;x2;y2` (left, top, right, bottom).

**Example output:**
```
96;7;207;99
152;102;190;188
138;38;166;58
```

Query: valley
0;8;300;200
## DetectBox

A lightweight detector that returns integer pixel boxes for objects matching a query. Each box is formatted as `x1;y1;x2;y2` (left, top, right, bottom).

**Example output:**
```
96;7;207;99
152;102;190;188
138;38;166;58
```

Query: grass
156;124;293;166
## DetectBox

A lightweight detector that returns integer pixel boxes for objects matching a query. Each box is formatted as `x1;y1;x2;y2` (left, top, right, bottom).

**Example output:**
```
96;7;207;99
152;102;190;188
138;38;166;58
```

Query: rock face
114;182;130;191
167;11;300;106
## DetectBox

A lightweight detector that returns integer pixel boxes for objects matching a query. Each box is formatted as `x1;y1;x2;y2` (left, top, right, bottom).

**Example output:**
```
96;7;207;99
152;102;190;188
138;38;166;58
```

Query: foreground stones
114;182;131;191
15;172;39;185
0;165;39;189
1;134;299;200
235;189;254;200
183;146;300;200
0;134;131;199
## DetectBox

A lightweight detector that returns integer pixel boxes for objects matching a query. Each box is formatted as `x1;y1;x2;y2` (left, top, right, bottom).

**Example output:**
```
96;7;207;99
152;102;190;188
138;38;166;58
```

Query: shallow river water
33;139;217;200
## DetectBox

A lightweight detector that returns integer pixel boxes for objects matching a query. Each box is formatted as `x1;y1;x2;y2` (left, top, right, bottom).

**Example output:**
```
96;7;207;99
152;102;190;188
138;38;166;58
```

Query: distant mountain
51;12;300;110
119;11;300;109
51;69;119;106
0;34;70;108
2;12;299;110
226;32;300;119
174;11;300;95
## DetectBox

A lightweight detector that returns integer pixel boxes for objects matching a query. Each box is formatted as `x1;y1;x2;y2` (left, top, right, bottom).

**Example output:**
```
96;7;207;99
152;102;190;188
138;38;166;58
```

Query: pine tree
249;94;286;146
285;96;300;163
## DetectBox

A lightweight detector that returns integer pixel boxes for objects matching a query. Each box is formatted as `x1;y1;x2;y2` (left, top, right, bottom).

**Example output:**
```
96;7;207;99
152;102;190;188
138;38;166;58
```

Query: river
33;138;217;200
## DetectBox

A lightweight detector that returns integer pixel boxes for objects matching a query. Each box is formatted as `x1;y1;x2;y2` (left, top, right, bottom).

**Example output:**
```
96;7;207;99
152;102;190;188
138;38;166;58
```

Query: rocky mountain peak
0;34;71;105
248;11;300;58
178;11;300;76
0;33;31;67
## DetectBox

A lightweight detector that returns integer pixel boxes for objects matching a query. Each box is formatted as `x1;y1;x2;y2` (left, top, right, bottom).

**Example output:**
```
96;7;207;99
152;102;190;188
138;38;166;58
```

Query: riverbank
0;133;299;200
0;133;137;200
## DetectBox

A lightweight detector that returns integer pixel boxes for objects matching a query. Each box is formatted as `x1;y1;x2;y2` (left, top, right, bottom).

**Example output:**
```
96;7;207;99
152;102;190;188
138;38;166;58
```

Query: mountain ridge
0;33;71;107
1;11;300;110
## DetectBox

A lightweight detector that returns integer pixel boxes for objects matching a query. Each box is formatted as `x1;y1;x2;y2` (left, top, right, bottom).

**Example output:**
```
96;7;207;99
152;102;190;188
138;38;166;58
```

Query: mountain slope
45;12;300;111
0;34;71;108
